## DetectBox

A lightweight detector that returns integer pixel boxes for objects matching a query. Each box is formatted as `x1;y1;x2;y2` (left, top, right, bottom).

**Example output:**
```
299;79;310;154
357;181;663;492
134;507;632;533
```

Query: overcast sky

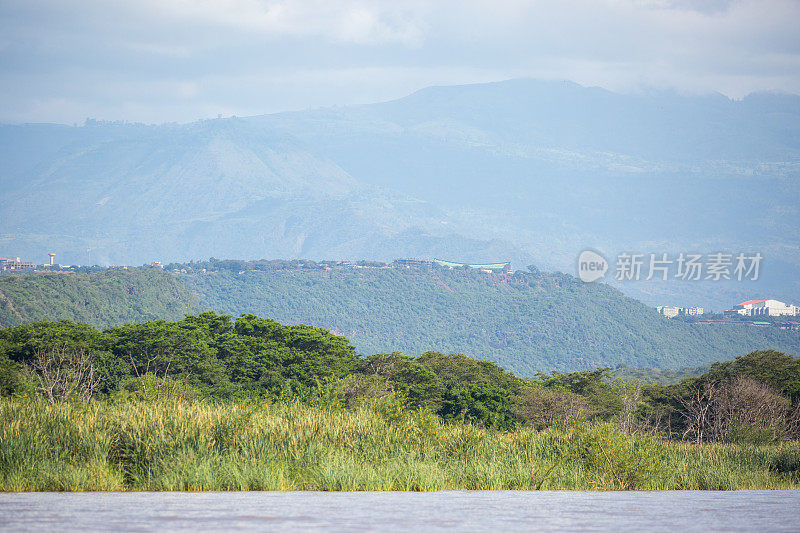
1;0;799;124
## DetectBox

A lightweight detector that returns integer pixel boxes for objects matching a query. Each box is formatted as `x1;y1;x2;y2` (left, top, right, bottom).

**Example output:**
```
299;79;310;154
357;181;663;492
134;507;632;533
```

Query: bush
438;384;516;430
341;374;393;407
769;449;800;477
558;422;667;490
513;383;589;429
0;356;35;397
727;422;780;445
115;373;198;402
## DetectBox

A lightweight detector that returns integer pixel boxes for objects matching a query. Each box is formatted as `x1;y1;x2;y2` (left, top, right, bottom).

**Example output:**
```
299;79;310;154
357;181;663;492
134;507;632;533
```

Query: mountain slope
2;263;797;375
3;79;799;310
0;118;528;267
0;269;201;328
254;79;800;309
179;261;800;375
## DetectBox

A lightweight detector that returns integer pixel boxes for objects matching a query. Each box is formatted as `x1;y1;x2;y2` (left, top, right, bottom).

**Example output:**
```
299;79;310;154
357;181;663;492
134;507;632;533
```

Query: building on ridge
0;257;36;272
725;299;799;317
432;259;512;273
657;306;704;318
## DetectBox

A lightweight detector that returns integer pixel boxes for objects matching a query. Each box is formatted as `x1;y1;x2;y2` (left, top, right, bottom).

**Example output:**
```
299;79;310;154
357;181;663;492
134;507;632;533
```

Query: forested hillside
179;260;800;375
0;269;201;328
3;262;798;375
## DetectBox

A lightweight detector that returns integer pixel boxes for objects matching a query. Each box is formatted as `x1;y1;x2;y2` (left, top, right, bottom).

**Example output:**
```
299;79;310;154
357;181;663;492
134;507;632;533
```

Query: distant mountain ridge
0;117;530;268
2;78;799;309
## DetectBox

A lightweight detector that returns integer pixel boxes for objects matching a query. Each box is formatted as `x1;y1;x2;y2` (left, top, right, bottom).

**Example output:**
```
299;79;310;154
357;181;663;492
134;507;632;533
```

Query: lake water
1;491;799;532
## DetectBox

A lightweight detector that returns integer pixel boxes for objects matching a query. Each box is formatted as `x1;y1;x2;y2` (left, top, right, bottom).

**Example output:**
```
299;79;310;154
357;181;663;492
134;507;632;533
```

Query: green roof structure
433;259;511;271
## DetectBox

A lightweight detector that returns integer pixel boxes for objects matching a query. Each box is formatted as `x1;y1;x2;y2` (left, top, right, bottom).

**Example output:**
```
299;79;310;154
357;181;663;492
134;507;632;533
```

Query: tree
612;378;644;434
710;376;790;443
439;384;516;429
706;350;800;399
676;380;716;444
513;382;589;429
30;347;101;403
677;376;792;443
355;352;444;409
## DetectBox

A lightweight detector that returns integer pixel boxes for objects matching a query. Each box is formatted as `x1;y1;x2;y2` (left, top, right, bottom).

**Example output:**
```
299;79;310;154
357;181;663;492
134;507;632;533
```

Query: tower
48;253;55;266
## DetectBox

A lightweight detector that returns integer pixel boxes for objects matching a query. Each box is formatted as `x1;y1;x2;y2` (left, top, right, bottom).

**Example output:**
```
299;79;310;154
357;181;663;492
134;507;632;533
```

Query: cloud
135;0;428;46
0;0;798;123
642;0;735;15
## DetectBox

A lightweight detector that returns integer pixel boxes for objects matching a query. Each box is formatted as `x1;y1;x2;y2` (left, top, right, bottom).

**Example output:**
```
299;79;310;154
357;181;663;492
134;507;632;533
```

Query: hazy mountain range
1;79;799;310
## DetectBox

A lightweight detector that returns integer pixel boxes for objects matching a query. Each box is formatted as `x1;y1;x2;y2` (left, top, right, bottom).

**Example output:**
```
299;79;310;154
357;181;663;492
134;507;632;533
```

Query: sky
1;0;799;124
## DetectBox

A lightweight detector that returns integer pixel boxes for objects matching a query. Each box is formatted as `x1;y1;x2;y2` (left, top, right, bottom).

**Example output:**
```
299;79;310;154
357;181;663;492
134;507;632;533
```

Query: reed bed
1;398;798;491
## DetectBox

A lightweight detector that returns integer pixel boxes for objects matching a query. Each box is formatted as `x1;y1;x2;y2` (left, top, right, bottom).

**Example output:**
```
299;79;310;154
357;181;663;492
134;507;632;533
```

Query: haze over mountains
2;79;799;310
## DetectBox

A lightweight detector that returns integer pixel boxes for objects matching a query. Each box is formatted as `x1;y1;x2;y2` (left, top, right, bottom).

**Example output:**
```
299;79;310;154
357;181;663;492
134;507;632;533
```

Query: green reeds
1;397;798;491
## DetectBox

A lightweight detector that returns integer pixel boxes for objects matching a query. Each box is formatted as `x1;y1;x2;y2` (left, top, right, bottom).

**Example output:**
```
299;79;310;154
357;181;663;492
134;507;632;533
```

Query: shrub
560;422;668;490
115;373;198;402
513;383;589;429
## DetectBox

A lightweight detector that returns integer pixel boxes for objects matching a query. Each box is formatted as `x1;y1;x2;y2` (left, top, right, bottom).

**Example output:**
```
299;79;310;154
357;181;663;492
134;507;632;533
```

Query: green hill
0;269;202;328
179;260;800;375
2;261;798;375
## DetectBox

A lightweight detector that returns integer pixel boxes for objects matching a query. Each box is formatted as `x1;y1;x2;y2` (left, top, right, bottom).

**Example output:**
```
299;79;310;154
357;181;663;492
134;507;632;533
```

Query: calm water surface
1;491;799;532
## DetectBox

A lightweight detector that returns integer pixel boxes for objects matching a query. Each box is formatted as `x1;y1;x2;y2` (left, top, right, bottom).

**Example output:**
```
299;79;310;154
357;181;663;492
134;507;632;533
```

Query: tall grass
1;397;798;491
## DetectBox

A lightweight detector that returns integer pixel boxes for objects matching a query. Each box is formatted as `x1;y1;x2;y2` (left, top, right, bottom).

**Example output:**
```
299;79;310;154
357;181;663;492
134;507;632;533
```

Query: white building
726;299;800;317
0;257;36;271
657;306;681;318
656;306;703;318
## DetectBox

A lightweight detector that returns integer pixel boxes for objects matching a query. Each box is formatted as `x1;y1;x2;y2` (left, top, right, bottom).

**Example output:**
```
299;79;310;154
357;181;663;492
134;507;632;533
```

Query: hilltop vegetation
607;364;711;384
179;259;800;374
0;269;201;329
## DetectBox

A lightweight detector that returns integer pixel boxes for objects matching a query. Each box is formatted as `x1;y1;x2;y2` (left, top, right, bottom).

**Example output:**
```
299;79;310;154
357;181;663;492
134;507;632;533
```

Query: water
1;491;799;532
